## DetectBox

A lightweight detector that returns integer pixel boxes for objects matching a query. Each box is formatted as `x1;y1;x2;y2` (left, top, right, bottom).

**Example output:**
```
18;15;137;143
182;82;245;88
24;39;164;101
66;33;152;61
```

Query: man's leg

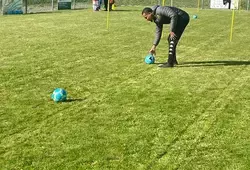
171;16;189;64
103;0;108;10
167;36;178;66
159;17;189;68
167;35;179;65
158;35;179;68
98;0;102;9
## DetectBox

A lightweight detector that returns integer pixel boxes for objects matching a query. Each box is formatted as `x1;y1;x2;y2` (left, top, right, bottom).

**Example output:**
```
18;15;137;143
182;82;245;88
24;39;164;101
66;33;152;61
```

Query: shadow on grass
64;98;86;103
153;62;166;65
179;60;250;67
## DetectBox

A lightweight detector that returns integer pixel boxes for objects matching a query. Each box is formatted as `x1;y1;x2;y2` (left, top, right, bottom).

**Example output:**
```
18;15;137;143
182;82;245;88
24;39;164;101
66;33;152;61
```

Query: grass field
1;7;250;169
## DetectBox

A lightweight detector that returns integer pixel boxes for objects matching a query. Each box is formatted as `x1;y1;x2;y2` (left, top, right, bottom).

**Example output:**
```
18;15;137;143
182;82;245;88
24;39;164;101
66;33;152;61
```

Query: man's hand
149;45;156;55
169;32;177;40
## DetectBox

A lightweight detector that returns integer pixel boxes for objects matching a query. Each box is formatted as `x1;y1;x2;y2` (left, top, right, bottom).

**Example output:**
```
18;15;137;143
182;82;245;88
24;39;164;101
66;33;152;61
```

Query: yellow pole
238;0;241;13
197;0;200;12
106;0;110;29
230;8;235;42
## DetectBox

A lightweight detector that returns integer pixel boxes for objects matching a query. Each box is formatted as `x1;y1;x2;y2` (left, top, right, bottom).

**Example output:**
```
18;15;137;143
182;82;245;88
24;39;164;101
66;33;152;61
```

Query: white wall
210;0;239;9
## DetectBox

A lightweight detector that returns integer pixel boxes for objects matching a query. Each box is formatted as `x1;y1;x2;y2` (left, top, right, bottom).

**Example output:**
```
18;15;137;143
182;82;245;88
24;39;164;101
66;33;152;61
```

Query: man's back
152;5;188;17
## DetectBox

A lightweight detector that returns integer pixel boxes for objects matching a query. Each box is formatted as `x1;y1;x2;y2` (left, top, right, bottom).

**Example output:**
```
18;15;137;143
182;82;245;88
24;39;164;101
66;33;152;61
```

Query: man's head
142;7;154;22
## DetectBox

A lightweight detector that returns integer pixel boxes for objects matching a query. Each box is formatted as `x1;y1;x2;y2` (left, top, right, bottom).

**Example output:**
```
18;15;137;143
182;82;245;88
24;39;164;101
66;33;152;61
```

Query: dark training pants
103;0;113;11
167;14;190;65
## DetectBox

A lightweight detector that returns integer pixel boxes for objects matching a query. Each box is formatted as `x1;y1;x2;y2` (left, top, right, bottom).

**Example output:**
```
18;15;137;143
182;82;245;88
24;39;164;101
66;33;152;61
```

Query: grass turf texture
1;7;250;169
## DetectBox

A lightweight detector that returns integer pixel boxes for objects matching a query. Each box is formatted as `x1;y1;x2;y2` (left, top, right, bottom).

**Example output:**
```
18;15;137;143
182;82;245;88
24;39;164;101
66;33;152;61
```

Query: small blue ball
193;15;198;19
51;88;67;102
144;54;155;64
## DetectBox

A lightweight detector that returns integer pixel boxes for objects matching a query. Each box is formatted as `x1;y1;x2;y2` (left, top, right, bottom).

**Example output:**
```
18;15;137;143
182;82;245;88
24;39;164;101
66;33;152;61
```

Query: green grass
1;7;250;169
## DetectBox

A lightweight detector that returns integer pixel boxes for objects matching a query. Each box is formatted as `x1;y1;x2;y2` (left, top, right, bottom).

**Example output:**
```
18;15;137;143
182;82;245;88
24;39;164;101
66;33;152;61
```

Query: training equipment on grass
51;88;67;102
145;54;155;64
193;15;198;19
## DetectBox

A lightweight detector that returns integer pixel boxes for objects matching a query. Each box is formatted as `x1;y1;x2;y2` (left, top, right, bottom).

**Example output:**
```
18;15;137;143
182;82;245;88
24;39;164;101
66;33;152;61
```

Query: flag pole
106;0;110;29
230;7;235;42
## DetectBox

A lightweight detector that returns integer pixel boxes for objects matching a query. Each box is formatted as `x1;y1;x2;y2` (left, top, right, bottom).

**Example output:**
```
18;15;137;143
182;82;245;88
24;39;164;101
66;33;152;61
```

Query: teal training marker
193;15;198;19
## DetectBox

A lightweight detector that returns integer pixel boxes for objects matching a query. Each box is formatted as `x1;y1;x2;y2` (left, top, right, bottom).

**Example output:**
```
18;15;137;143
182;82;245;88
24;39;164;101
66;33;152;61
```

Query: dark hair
142;7;153;15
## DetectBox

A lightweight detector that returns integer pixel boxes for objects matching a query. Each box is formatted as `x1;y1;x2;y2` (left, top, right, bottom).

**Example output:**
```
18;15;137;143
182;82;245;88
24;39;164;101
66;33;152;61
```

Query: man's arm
152;23;163;46
149;24;163;54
